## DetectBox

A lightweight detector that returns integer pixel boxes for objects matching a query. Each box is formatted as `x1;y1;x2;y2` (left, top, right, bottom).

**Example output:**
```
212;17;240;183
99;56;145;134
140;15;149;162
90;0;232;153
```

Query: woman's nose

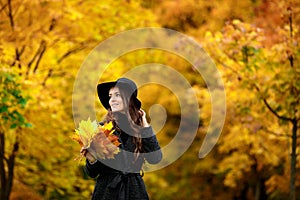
109;95;116;102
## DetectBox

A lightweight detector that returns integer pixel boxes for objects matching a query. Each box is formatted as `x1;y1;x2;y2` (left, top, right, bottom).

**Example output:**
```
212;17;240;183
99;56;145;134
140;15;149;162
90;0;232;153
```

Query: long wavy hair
103;85;144;161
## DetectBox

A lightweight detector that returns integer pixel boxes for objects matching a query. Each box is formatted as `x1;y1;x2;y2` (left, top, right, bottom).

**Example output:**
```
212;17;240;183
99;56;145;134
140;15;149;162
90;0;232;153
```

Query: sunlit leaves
0;67;30;130
1;0;299;199
203;5;300;197
74;118;98;148
0;0;159;199
72;120;121;159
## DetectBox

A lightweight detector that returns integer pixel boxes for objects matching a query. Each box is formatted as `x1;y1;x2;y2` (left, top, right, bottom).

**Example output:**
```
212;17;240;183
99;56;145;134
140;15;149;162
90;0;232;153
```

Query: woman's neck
113;112;131;134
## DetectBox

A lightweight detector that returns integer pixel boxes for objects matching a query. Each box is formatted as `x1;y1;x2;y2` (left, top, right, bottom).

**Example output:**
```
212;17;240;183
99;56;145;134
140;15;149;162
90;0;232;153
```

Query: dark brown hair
103;85;144;160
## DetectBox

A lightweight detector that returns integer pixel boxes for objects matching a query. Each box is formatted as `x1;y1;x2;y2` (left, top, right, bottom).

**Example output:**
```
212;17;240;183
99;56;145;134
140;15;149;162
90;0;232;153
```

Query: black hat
97;78;141;110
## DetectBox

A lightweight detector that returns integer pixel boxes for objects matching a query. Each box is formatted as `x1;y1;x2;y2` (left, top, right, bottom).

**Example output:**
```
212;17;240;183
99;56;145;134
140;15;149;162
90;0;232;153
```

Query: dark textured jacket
85;124;162;200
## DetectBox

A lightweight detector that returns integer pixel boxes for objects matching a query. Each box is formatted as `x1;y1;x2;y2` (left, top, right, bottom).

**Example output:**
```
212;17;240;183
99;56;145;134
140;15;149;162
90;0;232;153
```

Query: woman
81;77;162;200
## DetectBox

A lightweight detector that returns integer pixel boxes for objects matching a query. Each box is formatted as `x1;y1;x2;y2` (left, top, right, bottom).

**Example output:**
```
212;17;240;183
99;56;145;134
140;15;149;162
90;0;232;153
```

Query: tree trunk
0;130;19;200
290;119;297;200
255;177;267;200
0;130;7;200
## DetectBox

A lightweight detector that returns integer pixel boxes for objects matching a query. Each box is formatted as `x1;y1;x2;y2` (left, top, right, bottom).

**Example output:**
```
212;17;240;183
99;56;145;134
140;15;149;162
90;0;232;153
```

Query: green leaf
10;123;17;129
0;105;8;113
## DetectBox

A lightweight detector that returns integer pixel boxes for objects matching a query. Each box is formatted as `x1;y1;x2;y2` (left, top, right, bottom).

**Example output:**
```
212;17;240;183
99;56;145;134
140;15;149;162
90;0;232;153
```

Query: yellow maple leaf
72;119;121;160
103;121;114;131
74;118;98;148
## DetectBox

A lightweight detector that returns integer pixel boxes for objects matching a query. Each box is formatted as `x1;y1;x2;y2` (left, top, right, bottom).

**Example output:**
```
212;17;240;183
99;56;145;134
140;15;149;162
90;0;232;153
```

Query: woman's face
109;87;125;113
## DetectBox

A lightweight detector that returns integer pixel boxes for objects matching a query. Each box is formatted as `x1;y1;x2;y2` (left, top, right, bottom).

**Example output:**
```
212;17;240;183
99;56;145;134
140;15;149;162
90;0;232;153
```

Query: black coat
85;125;162;200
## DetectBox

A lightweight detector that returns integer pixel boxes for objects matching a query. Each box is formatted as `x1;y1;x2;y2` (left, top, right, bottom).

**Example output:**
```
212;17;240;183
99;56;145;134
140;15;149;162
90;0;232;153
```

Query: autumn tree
141;0;262;34
204;0;300;199
2;0;299;199
0;0;158;199
0;67;30;200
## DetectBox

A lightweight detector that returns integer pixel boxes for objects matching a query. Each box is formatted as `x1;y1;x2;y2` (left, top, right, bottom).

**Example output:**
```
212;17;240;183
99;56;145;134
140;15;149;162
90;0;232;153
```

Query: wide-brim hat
97;77;141;110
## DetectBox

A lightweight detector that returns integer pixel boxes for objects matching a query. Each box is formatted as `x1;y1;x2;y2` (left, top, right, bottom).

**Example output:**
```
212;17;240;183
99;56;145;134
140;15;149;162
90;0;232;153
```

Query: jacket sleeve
141;126;162;164
84;159;104;178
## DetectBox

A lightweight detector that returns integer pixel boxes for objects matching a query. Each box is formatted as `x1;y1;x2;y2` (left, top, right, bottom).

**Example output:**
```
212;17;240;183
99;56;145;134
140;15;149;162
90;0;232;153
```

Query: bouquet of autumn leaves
72;118;121;160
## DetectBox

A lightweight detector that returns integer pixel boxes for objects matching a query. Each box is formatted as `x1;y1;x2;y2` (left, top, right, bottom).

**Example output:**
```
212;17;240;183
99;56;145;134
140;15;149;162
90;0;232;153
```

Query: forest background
0;0;300;199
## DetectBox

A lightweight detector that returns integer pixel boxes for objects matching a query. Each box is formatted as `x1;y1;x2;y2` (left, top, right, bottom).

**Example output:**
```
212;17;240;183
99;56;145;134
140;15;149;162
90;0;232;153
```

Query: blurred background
0;0;299;199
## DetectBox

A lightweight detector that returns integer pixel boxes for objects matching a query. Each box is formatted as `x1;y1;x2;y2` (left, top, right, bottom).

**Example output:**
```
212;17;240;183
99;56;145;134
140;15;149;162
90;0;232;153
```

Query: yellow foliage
74;118;98;148
72;119;121;160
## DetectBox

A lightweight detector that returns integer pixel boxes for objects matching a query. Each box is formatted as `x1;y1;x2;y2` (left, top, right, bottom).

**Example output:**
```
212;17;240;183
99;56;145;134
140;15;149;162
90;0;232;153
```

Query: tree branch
253;84;293;122
15;48;22;69
42;68;53;87
19;45;26;56
26;40;46;76
48;18;56;31
33;44;47;74
288;6;294;69
7;0;14;30
0;2;8;13
57;45;86;64
214;55;242;81
262;98;293;122
42;45;85;86
264;128;291;138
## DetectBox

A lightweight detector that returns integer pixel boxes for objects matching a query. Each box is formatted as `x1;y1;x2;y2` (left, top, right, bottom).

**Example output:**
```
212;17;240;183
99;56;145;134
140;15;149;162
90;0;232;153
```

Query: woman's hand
80;147;97;163
139;109;150;127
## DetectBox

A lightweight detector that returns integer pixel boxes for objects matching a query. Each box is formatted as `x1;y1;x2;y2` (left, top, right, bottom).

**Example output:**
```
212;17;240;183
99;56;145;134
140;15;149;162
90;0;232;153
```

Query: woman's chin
111;110;124;114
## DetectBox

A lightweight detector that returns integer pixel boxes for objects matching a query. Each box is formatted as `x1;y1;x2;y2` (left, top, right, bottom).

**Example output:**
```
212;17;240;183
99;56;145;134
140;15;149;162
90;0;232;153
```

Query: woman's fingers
139;109;150;127
139;109;144;117
140;109;147;117
80;147;96;163
80;147;87;156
